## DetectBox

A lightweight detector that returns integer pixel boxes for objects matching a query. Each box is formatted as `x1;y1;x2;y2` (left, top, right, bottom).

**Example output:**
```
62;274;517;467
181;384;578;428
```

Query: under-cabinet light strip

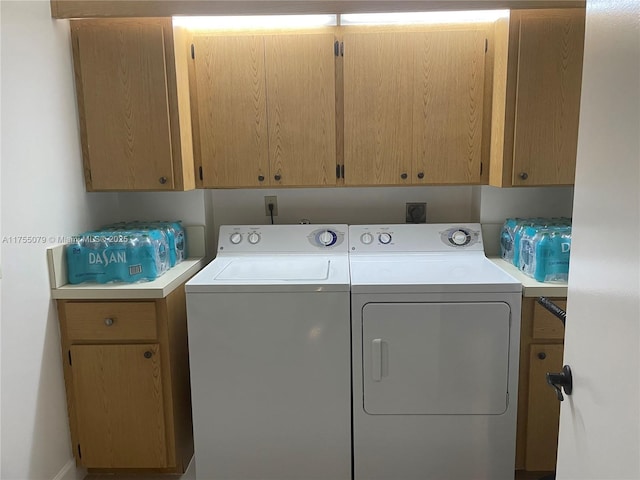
339;10;509;25
173;14;338;30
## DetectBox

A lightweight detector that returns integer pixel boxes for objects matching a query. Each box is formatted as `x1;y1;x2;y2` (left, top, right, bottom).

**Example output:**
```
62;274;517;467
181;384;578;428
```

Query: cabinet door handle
274;174;281;181
400;173;408;180
258;175;265;182
519;172;529;180
144;351;153;359
104;318;114;326
159;176;168;184
417;172;425;179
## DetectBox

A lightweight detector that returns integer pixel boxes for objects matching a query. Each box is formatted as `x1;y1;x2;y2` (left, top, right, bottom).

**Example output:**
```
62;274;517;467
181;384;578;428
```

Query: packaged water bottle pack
66;220;186;285
500;217;572;283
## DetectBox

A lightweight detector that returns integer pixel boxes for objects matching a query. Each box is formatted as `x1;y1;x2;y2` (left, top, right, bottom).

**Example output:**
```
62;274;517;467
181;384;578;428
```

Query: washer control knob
229;232;243;245
247;232;260;245
318;230;337;247
451;230;469;246
360;232;374;245
378;232;392;244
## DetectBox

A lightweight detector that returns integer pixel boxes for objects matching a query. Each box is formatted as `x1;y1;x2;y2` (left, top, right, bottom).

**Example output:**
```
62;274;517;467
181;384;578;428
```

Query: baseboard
52;459;86;480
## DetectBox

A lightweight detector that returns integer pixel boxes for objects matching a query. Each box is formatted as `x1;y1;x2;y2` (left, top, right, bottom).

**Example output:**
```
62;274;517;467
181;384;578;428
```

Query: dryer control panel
218;225;348;254
349;224;483;253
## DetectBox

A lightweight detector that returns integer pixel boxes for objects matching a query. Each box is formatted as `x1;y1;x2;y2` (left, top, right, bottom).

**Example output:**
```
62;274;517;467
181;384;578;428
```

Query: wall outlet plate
264;196;278;216
406;202;427;223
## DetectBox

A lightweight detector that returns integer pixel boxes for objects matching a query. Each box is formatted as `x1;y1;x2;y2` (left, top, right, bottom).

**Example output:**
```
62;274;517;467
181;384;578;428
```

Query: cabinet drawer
64;302;157;342
532;300;566;340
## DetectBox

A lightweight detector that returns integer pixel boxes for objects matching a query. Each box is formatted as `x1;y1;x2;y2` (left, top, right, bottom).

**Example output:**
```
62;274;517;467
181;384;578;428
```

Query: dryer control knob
360;232;374;245
248;232;260;245
378;232;392;244
229;232;243;245
318;230;337;247
451;230;469;246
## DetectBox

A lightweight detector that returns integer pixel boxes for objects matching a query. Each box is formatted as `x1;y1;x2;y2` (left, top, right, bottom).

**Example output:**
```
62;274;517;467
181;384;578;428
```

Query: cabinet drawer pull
104;318;114;327
144;351;153;359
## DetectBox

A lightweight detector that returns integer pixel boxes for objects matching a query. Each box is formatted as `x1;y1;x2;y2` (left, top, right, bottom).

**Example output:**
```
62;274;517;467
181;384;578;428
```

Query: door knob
546;365;573;401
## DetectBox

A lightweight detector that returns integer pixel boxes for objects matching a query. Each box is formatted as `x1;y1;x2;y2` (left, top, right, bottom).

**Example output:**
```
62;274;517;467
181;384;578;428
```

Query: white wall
477;185;574;223
0;2;119;479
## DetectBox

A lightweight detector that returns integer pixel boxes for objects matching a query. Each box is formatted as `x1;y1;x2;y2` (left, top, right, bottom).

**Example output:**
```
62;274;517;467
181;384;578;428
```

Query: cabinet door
343;32;414;185
412;29;485;184
74;22;175;190
265;34;337;186
512;10;585;185
192;35;269;187
71;344;167;468
526;344;563;471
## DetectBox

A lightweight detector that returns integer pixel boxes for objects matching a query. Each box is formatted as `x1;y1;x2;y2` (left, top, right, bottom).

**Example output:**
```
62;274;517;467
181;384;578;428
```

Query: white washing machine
185;224;351;480
349;224;522;480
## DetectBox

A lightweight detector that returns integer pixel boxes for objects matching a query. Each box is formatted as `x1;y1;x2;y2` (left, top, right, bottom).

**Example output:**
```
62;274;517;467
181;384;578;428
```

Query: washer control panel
218;225;348;253
440;227;480;248
349;224;484;253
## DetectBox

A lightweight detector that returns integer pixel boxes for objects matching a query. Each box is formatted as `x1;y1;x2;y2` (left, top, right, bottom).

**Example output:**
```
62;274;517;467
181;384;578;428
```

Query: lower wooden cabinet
516;297;567;473
57;286;193;472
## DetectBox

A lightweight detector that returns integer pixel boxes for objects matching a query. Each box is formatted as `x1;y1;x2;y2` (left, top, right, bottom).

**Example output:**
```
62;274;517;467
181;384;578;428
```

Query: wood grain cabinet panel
344;26;488;186
343;31;414;186
490;9;585;187
516;296;566;474
71;344;167;468
57;286;194;473
192;35;269;188
191;31;337;188
412;29;485;184
265;34;337;187
71;18;195;191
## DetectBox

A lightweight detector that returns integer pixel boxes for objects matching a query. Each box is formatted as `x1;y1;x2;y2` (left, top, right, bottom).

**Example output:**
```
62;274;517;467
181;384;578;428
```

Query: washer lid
215;257;330;281
349;255;522;294
186;255;350;293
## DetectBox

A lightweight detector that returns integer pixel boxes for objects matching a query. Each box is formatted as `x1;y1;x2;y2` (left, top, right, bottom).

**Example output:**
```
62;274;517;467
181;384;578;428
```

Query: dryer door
362;302;511;415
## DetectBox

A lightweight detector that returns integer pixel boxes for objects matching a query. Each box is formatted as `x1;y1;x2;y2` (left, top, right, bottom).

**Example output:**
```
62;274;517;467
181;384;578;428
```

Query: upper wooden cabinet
71;18;195;191
190;31;337;188
343;26;489;186
489;9;585;187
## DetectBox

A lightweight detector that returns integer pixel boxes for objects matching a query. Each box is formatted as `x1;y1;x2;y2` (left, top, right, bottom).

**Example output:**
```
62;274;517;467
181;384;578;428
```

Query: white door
555;2;640;479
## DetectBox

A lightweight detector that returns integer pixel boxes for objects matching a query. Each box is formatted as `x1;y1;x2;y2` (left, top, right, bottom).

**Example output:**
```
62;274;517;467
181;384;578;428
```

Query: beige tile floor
85;470;551;480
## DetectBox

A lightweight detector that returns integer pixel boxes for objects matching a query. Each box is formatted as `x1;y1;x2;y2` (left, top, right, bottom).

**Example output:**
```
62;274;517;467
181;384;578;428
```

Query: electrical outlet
264;196;278;216
406;202;427;223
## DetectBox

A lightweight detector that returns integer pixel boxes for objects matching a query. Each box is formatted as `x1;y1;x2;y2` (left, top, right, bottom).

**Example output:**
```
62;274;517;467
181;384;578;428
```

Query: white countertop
50;258;206;300
490;258;568;298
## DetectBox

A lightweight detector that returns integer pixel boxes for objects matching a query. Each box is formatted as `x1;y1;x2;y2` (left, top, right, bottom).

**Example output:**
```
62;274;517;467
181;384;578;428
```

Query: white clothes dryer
349;224;522;480
186;225;351;480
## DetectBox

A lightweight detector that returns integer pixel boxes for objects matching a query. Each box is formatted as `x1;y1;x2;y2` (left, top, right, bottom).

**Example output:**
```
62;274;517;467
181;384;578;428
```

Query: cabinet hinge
77;444;82;459
340;41;344;57
191;44;195;59
341;165;345;179
480;162;483;175
334;40;339;57
68;350;72;366
336;164;341;178
485;38;488;53
199;166;203;181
